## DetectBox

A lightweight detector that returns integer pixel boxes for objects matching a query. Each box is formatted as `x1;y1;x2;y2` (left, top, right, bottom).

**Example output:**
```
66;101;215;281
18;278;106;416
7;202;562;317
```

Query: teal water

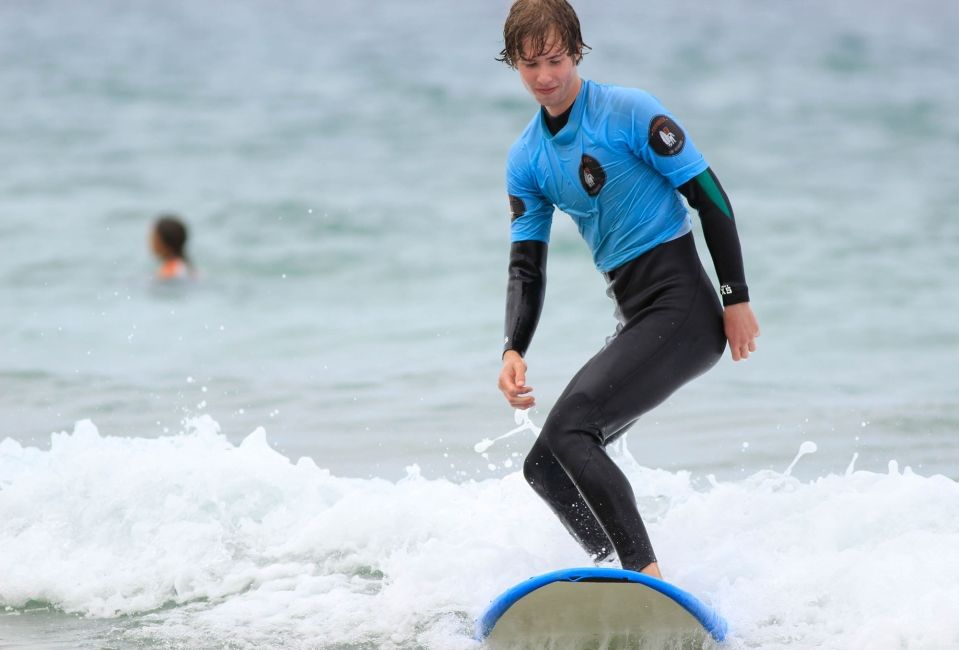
2;1;959;648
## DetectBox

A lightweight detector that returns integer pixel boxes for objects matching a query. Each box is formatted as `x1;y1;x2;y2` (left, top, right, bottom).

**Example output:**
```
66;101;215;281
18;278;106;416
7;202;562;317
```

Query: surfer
495;0;760;579
150;214;194;281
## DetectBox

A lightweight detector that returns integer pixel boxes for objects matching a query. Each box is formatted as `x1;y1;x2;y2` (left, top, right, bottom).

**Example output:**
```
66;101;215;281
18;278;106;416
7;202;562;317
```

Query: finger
499;371;522;392
500;379;532;399
510;396;535;408
509;387;534;401
514;366;527;387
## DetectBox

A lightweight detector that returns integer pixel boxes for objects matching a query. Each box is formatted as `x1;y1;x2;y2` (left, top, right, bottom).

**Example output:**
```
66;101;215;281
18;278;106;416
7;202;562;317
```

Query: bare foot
640;562;663;580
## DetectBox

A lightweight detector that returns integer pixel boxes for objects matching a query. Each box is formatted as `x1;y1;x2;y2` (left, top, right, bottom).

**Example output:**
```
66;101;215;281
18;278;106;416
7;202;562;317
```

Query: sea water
2;0;958;648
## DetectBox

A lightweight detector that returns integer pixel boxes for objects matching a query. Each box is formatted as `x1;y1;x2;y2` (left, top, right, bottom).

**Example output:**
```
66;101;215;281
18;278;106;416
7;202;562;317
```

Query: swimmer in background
150;214;194;281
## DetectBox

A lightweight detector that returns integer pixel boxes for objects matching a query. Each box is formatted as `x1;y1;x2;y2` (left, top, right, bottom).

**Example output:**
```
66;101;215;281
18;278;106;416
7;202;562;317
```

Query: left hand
723;302;760;361
498;350;536;409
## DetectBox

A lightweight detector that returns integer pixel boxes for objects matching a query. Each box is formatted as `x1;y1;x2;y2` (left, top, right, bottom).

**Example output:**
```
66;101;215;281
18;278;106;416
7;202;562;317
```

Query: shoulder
157;258;190;281
586;81;665;123
507;113;542;167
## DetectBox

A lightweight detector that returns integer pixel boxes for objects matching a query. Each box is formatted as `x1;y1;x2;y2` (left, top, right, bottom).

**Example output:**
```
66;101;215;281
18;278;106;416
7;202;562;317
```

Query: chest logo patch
649;115;686;156
579;154;606;196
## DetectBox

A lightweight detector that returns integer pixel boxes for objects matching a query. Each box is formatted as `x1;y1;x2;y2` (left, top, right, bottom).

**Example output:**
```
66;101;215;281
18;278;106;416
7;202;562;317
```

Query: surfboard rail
475;566;727;643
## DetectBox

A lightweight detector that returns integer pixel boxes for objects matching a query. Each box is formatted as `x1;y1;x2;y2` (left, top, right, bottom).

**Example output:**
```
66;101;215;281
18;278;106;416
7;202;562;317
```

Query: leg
523;435;612;560
540;392;658;571
535;271;725;571
520;365;640;563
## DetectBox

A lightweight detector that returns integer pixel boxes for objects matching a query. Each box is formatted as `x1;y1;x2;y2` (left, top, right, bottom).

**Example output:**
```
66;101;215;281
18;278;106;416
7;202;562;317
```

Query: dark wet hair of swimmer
153;214;189;261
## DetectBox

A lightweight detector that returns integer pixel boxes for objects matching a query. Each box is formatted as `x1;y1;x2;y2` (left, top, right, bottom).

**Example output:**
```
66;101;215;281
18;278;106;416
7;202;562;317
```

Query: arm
499;140;554;406
678;168;760;360
499;240;547;408
677;168;747;305
625;90;759;360
503;240;547;358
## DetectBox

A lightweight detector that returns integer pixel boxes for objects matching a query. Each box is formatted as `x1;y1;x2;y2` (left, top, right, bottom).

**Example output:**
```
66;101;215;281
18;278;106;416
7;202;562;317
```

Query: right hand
498;350;536;409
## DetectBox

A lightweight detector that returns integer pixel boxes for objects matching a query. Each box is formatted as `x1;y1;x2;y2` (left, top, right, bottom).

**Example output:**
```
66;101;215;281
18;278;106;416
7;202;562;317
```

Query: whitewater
2;417;957;649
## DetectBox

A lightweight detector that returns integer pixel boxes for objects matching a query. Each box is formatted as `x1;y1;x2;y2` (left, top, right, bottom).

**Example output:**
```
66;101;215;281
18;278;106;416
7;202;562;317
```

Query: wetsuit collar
538;79;588;145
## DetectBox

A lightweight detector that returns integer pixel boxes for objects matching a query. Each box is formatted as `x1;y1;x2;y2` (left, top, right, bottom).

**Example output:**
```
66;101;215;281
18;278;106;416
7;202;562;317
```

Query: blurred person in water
150;214;194;281
494;0;760;580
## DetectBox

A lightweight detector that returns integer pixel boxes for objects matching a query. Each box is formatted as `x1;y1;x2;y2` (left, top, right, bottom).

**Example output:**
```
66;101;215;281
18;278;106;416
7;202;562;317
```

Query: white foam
2;421;958;649
473;408;541;454
784;440;818;476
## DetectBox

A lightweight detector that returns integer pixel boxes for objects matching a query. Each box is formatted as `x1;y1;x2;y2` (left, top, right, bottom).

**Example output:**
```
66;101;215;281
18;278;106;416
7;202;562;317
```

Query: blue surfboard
476;567;727;647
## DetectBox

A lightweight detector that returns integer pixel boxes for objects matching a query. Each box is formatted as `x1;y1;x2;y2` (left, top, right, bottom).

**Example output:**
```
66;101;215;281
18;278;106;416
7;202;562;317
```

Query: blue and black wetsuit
503;79;749;570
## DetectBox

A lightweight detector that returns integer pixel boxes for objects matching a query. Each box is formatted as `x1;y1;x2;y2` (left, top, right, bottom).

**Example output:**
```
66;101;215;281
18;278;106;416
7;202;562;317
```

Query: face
150;229;170;259
516;35;581;116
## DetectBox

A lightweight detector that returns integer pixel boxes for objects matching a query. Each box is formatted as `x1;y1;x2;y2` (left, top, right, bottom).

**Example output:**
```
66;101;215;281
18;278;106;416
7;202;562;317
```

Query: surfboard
475;567;727;648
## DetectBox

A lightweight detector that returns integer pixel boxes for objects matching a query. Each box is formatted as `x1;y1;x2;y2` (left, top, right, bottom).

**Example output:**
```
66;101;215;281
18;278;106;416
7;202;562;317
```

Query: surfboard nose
476;566;727;645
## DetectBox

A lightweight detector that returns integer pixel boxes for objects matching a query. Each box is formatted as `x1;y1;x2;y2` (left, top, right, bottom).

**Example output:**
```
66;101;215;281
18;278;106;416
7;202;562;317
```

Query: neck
542;101;575;136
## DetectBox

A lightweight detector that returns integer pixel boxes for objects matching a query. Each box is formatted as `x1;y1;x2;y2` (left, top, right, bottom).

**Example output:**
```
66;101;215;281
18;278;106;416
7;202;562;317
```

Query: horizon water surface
2;0;958;648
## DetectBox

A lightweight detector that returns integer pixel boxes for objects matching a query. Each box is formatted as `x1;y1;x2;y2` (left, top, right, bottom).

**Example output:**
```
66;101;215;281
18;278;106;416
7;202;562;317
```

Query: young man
496;0;759;579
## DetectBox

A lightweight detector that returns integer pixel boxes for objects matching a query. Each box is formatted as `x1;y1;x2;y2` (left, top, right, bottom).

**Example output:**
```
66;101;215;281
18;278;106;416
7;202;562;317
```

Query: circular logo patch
579;154;606;197
508;195;526;221
648;115;685;156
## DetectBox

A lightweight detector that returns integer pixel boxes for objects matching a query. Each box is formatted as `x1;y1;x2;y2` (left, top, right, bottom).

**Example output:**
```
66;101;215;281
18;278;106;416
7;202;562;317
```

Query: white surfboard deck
476;567;727;648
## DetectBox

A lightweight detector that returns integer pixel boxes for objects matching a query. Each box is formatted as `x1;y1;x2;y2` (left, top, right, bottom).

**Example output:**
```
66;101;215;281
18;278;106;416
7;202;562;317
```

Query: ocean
2;0;958;648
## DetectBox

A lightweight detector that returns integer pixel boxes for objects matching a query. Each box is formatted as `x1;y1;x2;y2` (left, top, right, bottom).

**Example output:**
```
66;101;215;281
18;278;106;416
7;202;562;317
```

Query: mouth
536;87;557;95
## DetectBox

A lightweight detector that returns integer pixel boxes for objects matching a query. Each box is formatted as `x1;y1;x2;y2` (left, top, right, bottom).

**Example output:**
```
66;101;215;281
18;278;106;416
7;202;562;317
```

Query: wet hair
497;0;589;69
154;214;189;262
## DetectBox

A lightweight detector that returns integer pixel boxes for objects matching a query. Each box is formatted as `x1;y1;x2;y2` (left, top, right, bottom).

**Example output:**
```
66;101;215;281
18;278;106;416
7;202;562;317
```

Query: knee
523;450;548;493
542;392;604;456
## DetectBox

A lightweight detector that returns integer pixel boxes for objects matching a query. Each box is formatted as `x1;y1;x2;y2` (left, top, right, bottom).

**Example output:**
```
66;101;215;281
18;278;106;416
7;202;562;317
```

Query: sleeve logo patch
648;115;685;156
578;154;606;196
508;195;526;221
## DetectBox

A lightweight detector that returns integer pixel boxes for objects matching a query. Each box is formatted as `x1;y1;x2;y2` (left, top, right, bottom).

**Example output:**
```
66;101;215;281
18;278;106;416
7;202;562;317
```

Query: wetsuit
503;79;749;570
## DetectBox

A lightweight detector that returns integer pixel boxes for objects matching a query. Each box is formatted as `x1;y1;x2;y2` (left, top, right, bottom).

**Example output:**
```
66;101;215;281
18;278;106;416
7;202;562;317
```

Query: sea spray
473;408;541;454
2;420;958;649
783;440;818;476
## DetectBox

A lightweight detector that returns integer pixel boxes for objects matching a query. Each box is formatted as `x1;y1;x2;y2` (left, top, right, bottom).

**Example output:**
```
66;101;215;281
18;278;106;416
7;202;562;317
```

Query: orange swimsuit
158;258;188;280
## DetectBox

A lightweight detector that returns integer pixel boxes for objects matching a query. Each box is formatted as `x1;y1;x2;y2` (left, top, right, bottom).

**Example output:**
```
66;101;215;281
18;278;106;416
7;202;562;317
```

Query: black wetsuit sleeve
503;240;548;357
678;167;750;306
